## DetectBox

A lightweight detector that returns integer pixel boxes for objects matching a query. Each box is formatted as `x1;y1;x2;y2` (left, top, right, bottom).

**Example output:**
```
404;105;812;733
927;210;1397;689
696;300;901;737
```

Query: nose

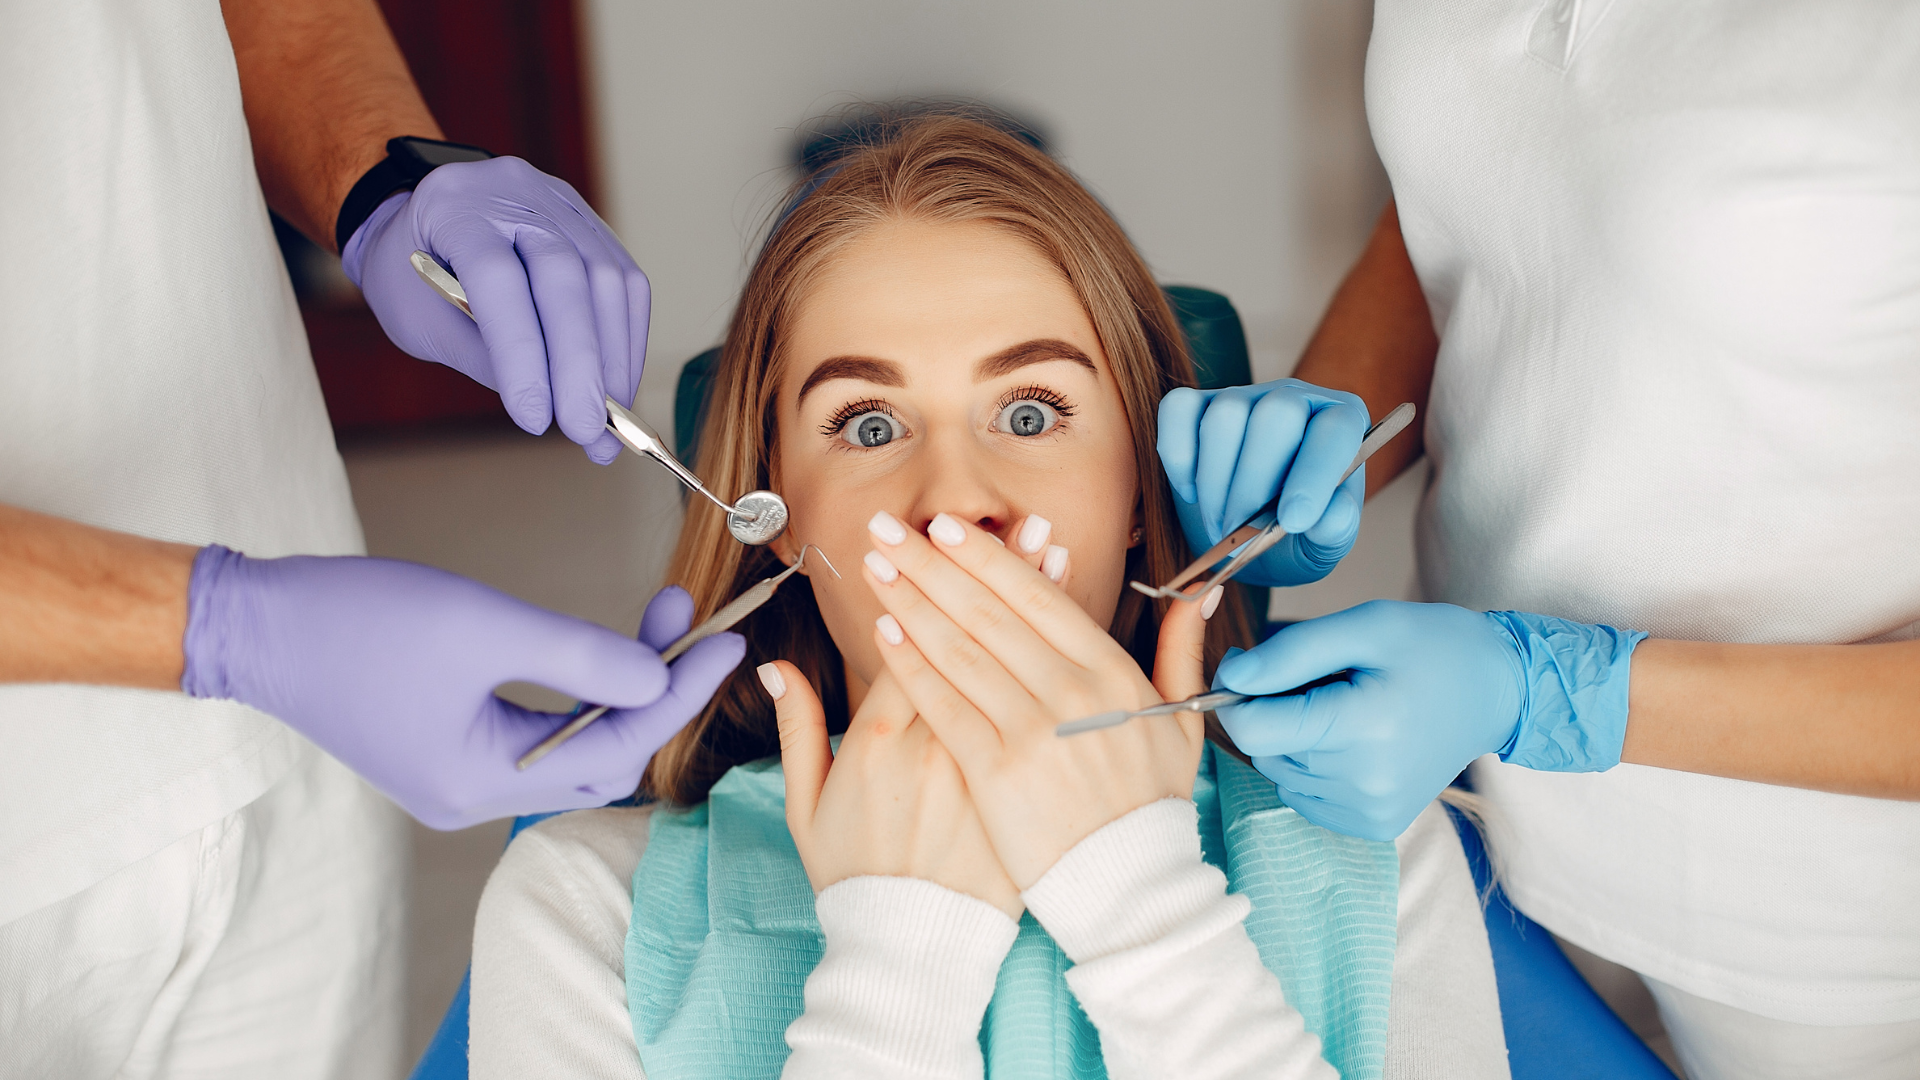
902;430;1013;542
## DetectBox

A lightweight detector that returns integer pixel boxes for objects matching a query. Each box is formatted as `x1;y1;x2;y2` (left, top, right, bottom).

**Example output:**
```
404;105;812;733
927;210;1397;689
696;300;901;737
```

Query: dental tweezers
1132;402;1417;602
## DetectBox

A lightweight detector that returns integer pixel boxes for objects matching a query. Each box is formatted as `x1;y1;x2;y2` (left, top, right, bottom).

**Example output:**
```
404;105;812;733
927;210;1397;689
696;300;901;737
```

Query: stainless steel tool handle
603;397;744;518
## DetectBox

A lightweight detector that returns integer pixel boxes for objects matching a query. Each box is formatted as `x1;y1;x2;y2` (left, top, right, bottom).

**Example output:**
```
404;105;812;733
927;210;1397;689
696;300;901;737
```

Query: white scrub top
0;0;363;925
1369;0;1920;1025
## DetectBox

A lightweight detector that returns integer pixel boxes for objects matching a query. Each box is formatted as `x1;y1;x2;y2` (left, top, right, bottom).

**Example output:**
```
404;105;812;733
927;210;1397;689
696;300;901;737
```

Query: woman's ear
1128;499;1146;548
771;530;804;572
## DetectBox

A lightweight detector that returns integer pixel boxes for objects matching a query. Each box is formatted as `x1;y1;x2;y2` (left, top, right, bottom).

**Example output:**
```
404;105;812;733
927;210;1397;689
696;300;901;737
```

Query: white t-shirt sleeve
782;876;1018;1079
1021;797;1339;1080
1386;801;1511;1080
471;807;654;1080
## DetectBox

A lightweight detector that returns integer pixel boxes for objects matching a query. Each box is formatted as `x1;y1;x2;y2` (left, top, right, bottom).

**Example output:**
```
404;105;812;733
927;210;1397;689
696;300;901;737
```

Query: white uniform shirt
0;0;363;925
1368;0;1920;1024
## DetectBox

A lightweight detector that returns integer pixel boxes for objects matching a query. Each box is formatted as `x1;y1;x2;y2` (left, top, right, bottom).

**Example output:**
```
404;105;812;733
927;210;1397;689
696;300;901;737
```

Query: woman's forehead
782;219;1108;390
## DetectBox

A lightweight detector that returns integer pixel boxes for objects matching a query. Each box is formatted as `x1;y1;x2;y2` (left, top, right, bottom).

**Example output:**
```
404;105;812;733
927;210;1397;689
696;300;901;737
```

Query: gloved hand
181;546;744;829
1156;379;1370;587
342;156;649;464
1211;601;1646;840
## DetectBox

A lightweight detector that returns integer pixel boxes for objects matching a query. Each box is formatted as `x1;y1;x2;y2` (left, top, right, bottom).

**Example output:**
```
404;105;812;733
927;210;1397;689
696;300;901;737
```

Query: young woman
471;113;1506;1079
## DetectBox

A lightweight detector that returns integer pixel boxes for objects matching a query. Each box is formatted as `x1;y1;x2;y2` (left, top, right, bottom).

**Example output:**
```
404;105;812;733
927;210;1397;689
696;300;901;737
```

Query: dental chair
408;287;1677;1080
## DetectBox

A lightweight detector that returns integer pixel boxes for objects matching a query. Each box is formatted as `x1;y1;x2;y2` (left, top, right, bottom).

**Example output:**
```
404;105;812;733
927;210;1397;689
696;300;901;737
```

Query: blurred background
279;0;1432;1060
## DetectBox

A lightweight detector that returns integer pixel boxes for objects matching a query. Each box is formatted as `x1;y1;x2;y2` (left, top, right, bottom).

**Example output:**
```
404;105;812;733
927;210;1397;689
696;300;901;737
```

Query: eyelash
994;384;1075;421
820;398;896;439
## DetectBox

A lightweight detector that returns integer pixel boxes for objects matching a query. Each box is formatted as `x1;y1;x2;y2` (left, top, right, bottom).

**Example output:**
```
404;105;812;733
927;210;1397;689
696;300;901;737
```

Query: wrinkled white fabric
1642;974;1920;1080
0;745;407;1080
1369;0;1920;1024
0;0;363;926
471;799;1506;1079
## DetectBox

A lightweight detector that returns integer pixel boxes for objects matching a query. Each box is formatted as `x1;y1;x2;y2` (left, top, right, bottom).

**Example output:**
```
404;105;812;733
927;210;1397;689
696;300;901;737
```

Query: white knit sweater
471;799;1507;1079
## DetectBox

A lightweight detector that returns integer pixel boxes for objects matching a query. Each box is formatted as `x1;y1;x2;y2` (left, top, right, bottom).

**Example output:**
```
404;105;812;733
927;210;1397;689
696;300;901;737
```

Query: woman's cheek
787;480;890;684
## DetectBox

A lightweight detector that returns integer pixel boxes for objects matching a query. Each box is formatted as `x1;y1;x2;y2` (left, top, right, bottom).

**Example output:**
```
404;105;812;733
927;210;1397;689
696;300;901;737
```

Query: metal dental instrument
1131;402;1418;603
1055;689;1252;738
514;545;841;770
410;250;789;546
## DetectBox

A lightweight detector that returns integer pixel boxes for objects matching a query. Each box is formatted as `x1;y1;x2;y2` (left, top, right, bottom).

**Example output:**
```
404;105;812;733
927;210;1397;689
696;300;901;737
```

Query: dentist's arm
0;503;743;829
0;504;194;690
1289;201;1438;499
1202;204;1920;839
1215;602;1920;840
223;0;650;462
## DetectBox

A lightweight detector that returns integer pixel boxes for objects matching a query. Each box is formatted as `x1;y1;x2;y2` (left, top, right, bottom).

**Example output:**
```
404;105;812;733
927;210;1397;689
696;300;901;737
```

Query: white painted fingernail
756;663;786;700
876;613;905;646
864;549;898;583
868;511;908;545
1201;585;1225;620
1017;514;1052;554
929;513;966;547
1042;545;1069;582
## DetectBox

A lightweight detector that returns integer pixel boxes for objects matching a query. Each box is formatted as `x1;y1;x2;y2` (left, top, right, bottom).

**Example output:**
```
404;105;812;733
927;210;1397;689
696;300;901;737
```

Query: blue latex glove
342;157;649;464
182;546;744;830
1212;601;1647;840
1156;379;1371;587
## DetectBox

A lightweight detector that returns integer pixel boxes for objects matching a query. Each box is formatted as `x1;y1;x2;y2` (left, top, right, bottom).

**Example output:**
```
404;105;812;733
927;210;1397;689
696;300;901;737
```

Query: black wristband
334;136;495;253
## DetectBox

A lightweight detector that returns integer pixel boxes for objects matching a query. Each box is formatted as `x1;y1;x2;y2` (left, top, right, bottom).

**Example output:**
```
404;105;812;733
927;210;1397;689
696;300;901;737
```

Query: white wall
582;0;1313;419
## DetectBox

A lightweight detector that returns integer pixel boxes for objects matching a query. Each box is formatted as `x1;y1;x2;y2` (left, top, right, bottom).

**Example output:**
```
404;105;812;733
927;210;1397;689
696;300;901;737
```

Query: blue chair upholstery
1447;806;1679;1079
409;290;1674;1080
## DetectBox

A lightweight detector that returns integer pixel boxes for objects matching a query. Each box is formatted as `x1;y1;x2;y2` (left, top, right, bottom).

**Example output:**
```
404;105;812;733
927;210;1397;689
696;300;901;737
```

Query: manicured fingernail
1201;585;1225;620
868;511;908;545
929;513;966;547
864;549;898;583
1042;545;1069;582
1017;514;1052;554
756;663;786;700
876;613;904;646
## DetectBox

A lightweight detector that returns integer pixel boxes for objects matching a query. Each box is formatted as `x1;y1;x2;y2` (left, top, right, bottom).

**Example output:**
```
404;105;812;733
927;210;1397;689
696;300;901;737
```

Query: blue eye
842;411;902;448
995;399;1059;437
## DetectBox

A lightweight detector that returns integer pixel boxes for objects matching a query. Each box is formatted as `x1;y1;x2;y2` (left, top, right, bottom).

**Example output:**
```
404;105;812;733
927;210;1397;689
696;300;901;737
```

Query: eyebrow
796;338;1096;405
796;357;906;404
974;338;1097;381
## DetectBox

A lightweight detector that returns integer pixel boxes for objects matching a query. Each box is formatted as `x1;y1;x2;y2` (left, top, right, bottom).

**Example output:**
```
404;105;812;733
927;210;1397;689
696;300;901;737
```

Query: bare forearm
0;505;197;690
1291;201;1439;497
222;0;441;251
1623;638;1920;799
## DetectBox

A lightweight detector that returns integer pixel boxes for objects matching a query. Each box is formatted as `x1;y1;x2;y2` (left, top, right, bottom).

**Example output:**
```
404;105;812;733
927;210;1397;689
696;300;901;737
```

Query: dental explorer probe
409;250;789;546
514;545;841;770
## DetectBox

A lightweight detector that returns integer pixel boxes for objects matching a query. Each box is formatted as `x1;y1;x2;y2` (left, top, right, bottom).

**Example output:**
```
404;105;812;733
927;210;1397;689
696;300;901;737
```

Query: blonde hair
643;111;1252;804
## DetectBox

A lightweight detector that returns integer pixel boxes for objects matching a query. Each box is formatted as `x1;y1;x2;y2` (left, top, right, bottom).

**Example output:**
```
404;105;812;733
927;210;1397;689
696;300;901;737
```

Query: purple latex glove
181;546;743;830
342;156;649;464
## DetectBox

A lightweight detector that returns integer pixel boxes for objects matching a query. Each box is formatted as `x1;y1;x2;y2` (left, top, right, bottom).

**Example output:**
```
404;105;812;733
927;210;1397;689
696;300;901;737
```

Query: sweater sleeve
1020;798;1340;1080
783;876;1019;1080
470;807;655;1080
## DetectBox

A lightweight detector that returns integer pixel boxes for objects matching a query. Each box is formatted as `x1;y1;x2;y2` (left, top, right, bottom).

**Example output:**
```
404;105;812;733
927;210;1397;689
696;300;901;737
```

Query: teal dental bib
625;742;1398;1079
